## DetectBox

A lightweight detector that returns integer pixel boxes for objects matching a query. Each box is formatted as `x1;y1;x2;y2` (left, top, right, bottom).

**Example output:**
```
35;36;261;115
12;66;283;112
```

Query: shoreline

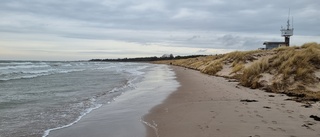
144;66;320;137
46;64;179;137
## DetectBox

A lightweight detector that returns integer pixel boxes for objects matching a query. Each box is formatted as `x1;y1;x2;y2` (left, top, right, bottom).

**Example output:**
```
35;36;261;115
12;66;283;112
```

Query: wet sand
46;65;179;137
144;66;320;137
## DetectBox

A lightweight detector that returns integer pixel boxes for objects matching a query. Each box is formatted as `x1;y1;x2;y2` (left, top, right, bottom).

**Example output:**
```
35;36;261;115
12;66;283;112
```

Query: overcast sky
1;0;320;61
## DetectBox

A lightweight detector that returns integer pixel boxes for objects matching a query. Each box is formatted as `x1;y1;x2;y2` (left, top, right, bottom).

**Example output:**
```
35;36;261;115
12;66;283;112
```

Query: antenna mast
287;9;290;29
280;9;294;46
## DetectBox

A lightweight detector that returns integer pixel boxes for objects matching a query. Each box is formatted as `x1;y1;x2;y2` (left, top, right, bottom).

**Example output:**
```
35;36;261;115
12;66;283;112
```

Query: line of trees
89;54;205;62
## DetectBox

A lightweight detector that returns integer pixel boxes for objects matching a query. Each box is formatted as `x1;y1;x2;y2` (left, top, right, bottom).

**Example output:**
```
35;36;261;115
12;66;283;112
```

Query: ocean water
0;61;175;137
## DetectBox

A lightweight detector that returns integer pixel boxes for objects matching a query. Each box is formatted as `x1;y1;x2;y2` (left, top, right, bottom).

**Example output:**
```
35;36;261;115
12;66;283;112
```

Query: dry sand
144;66;320;137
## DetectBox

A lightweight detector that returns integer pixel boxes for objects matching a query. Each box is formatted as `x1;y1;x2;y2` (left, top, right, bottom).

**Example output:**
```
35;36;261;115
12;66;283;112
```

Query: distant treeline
89;55;206;62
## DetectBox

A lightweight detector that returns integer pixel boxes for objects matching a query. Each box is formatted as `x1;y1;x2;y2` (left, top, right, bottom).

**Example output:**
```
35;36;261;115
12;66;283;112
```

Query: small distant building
263;42;287;50
262;10;294;50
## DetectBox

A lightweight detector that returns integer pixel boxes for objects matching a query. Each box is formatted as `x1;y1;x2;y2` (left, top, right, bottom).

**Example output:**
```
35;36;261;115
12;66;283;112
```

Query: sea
0;61;179;137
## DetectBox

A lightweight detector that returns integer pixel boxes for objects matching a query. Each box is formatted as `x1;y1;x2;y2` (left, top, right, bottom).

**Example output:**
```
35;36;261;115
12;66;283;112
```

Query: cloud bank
0;0;319;60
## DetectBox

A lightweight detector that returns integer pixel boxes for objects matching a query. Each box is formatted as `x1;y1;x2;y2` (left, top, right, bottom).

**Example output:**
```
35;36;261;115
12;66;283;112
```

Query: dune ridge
155;42;320;102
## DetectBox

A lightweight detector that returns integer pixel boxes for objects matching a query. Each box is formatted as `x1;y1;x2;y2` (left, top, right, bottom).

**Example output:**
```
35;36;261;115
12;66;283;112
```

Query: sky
0;0;320;61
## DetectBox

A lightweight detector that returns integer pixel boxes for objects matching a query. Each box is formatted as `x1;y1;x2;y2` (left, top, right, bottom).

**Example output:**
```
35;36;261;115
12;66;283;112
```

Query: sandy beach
45;64;179;137
144;66;320;137
44;65;320;137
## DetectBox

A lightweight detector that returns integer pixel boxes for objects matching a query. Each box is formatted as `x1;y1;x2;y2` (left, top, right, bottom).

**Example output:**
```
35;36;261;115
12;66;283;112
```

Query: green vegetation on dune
155;42;320;102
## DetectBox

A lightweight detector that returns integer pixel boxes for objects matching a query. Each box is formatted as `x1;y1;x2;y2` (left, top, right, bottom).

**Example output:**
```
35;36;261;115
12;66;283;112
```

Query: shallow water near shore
47;63;179;137
0;61;178;137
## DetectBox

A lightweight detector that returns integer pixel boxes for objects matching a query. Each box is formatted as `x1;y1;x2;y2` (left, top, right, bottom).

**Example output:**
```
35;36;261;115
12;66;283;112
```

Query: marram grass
156;43;320;101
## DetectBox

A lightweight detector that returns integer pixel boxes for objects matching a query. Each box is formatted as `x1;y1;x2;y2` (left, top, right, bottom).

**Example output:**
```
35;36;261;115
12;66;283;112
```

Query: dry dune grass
155;42;320;101
201;59;223;75
240;58;269;88
201;50;266;75
231;62;245;74
239;43;320;101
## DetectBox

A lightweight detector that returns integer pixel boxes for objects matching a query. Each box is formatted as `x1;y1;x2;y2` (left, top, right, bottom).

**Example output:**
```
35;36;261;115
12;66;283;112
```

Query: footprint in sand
261;120;268;124
254;110;258;113
286;110;294;113
263;106;271;109
239;114;244;117
299;115;306;119
272;121;278;124
254;126;260;130
288;116;294;119
304;121;316;126
268;95;275;97
256;114;263;118
277;128;286;132
268;127;277;131
301;124;315;131
240;120;247;123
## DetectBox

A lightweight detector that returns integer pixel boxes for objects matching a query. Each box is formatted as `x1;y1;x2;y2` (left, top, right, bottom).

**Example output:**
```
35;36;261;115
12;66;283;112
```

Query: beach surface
45;64;179;137
144;66;320;137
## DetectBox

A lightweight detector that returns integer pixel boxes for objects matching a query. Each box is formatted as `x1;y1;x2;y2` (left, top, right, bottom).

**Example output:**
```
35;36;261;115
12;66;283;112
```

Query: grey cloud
197;49;208;53
2;0;319;33
217;34;241;47
0;0;320;51
187;35;200;41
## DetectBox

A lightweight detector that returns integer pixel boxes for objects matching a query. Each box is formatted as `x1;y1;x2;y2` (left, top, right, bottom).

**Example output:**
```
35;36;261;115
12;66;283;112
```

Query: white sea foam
42;104;103;137
0;69;85;81
108;81;133;93
0;64;50;70
40;63;147;137
0;61;158;137
40;64;179;137
22;69;55;74
57;69;85;74
0;61;89;81
141;119;159;137
42;79;137;137
0;62;33;65
61;64;72;67
116;64;148;76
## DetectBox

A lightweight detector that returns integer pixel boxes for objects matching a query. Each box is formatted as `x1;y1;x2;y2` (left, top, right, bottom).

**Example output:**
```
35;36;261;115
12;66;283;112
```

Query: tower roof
280;9;294;37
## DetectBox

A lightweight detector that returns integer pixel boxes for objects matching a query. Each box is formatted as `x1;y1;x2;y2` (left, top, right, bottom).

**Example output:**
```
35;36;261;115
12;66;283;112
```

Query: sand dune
144;66;320;137
155;43;320;102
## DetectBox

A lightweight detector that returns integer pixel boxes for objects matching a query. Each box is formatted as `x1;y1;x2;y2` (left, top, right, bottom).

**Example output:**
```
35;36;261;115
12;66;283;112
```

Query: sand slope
155;43;320;101
144;66;320;137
